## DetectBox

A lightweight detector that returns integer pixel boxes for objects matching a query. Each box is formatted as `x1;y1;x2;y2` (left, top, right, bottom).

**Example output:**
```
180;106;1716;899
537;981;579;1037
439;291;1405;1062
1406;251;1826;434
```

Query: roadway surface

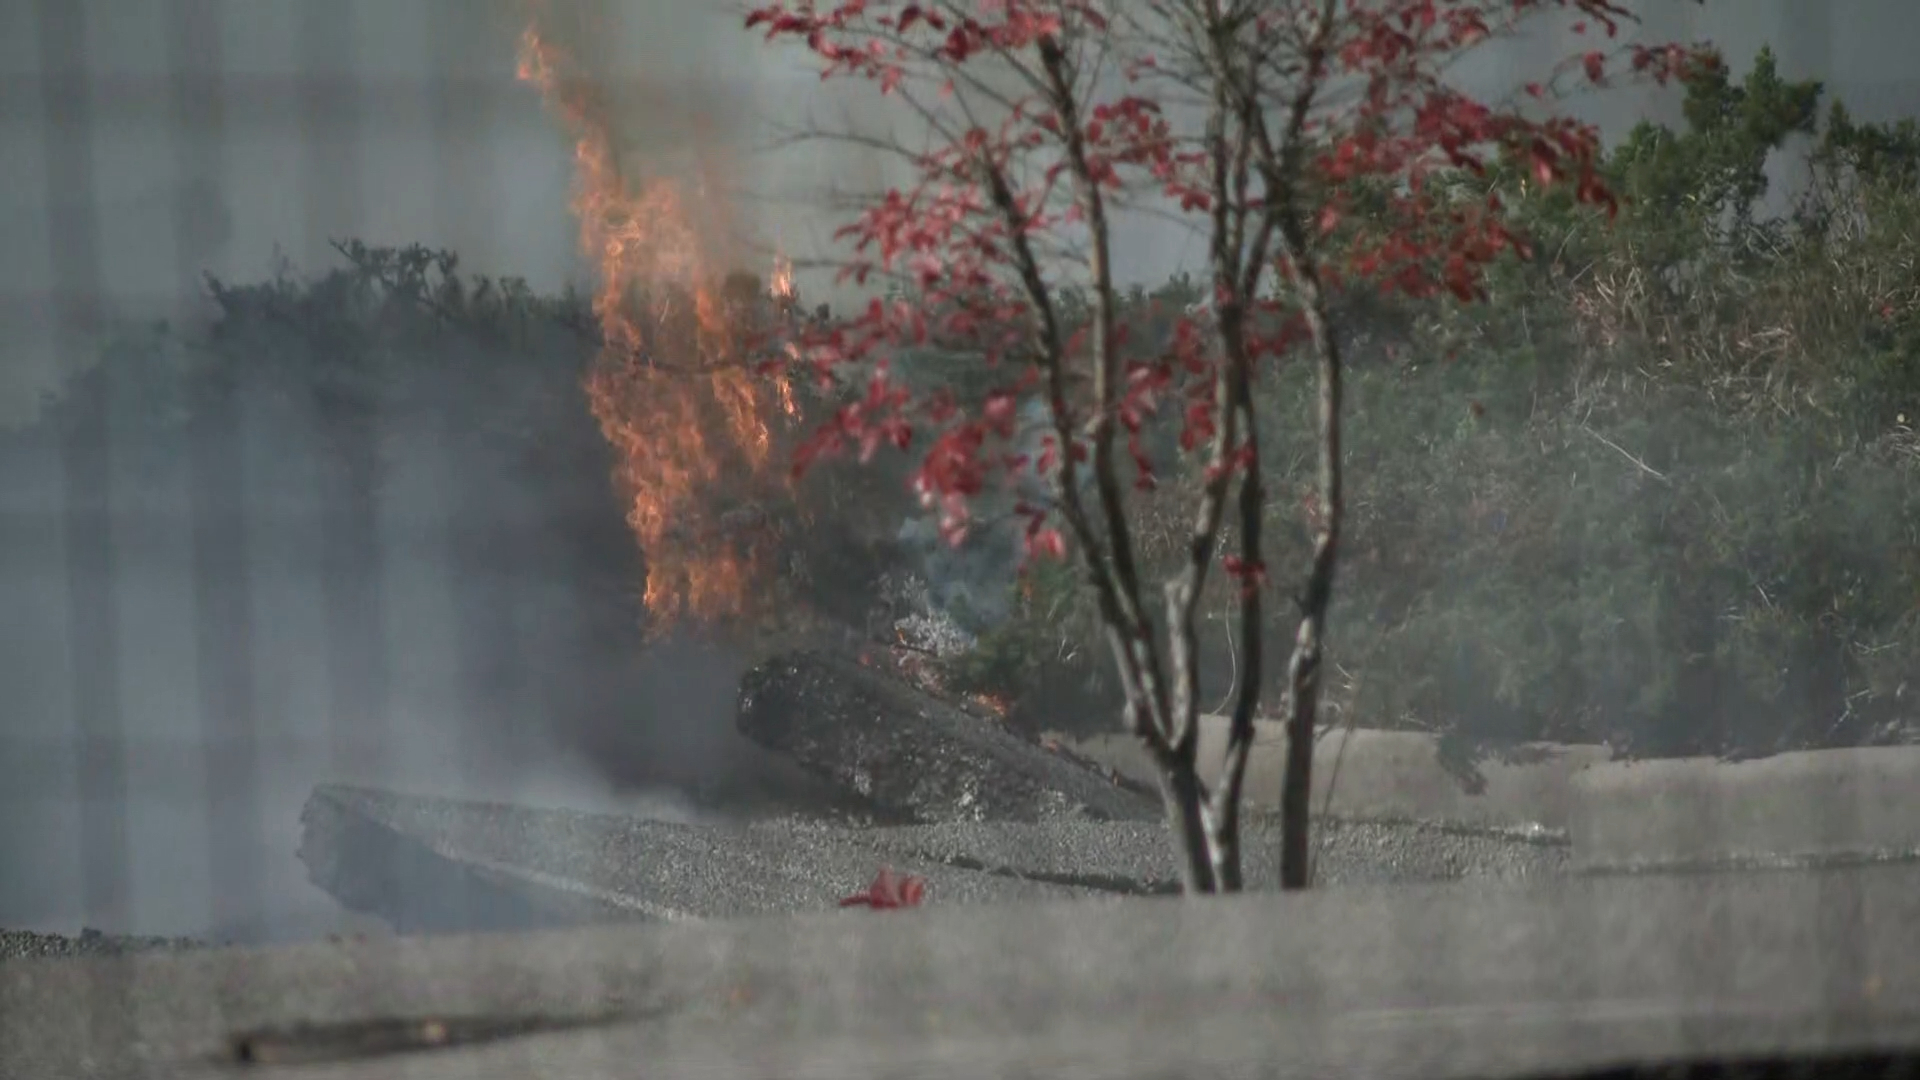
4;862;1918;1079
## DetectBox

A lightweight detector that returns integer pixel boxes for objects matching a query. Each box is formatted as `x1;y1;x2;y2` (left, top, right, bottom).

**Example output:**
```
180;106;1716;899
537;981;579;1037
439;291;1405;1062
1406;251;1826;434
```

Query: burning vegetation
516;20;802;631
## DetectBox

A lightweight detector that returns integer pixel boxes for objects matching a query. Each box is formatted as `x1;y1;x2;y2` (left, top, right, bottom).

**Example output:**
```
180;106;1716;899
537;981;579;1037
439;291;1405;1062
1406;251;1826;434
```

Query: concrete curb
1568;745;1920;872
1067;720;1610;834
7;867;1920;1079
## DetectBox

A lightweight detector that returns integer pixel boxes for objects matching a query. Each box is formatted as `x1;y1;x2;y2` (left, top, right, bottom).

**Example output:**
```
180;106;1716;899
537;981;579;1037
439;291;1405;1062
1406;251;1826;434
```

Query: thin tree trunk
1209;396;1265;893
1278;271;1342;891
1158;751;1219;892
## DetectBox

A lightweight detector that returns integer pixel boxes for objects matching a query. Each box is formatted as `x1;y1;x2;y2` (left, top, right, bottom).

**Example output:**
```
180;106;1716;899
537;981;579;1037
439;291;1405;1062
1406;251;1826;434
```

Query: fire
516;20;795;629
967;692;1013;719
769;251;794;303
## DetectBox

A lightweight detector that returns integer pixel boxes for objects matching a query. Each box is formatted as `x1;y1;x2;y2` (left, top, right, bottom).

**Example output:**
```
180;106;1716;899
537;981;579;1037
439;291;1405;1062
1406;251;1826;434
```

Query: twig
1580;424;1669;483
1209;597;1239;718
875;636;943;658
1307;681;1361;888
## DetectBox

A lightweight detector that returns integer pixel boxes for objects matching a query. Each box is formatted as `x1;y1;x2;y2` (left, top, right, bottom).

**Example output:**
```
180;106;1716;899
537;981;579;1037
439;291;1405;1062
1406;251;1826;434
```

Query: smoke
0;0;810;946
0;315;771;943
6;0;1920;946
889;396;1068;636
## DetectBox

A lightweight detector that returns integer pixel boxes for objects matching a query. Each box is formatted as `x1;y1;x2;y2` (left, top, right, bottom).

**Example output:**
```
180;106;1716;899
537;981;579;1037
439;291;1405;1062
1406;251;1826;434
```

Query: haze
1;0;1917;943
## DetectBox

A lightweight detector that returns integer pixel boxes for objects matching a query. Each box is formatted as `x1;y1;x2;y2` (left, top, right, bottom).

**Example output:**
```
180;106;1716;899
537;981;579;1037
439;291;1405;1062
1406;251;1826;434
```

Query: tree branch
1032;36;1176;720
1238;0;1341;893
1034;29;1211;892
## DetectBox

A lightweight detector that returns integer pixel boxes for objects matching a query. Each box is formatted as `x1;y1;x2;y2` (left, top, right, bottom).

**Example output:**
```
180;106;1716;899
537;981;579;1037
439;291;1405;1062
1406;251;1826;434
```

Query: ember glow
516;21;794;628
769;251;794;303
967;692;1012;719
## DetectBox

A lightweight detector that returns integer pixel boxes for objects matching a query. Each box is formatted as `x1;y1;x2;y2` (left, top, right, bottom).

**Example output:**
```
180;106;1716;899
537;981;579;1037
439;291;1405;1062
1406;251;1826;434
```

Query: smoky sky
7;0;1912;414
2;0;1919;943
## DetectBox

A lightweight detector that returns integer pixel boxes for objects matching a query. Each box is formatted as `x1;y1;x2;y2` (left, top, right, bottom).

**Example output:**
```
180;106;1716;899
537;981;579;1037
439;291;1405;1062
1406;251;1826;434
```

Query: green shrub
952;49;1920;756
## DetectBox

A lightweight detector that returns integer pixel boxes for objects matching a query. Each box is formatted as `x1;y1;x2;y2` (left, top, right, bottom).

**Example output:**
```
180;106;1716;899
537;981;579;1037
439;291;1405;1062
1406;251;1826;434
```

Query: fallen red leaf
840;866;928;909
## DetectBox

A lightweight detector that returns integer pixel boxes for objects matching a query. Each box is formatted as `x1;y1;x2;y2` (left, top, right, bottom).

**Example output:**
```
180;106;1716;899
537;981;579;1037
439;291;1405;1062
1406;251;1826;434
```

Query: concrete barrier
1066;719;1610;834
1568;745;1920;872
9;864;1920;1079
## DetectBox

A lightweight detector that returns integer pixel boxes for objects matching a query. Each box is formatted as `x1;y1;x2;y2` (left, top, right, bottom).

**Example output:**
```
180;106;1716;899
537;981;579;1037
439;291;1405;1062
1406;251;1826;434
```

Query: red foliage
742;0;1708;556
839;867;928;909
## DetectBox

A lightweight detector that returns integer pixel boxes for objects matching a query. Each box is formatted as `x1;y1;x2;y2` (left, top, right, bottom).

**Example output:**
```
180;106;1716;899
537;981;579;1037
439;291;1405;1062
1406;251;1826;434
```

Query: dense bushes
959;50;1920;757
20;240;916;660
27;48;1917;758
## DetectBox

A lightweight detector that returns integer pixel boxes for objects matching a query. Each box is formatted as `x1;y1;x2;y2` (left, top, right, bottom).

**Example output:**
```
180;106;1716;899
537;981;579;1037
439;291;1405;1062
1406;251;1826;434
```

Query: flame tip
519;14;798;628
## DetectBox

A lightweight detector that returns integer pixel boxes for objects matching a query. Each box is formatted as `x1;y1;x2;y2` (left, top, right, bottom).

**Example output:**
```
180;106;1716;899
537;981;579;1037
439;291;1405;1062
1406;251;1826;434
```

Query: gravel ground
7;800;1567;956
0;927;202;963
10;796;1568;958
1304;816;1569;885
857;813;1567;892
302;783;1568;932
17;656;1571;951
303;784;1100;928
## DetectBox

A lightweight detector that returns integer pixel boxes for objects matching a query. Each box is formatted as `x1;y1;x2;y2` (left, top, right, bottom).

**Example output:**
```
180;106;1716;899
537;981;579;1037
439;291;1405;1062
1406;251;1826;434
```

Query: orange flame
968;692;1013;718
516;20;792;628
769;251;794;303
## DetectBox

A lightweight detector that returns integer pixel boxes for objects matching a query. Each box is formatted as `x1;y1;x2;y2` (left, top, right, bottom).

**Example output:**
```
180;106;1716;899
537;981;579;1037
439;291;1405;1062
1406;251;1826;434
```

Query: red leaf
983;389;1019;434
839;867;927;909
1025;525;1067;560
1531;144;1558;186
744;0;1649;614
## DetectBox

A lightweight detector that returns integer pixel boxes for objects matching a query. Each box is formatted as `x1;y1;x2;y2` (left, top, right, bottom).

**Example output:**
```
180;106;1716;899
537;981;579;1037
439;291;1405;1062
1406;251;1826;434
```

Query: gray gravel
301;783;1568;932
865;813;1567;892
302;784;1100;929
1306;816;1569;884
0;927;202;963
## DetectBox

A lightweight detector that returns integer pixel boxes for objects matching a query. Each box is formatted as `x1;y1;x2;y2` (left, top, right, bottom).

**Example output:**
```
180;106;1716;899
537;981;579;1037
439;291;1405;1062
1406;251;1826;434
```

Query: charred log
736;651;1160;825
